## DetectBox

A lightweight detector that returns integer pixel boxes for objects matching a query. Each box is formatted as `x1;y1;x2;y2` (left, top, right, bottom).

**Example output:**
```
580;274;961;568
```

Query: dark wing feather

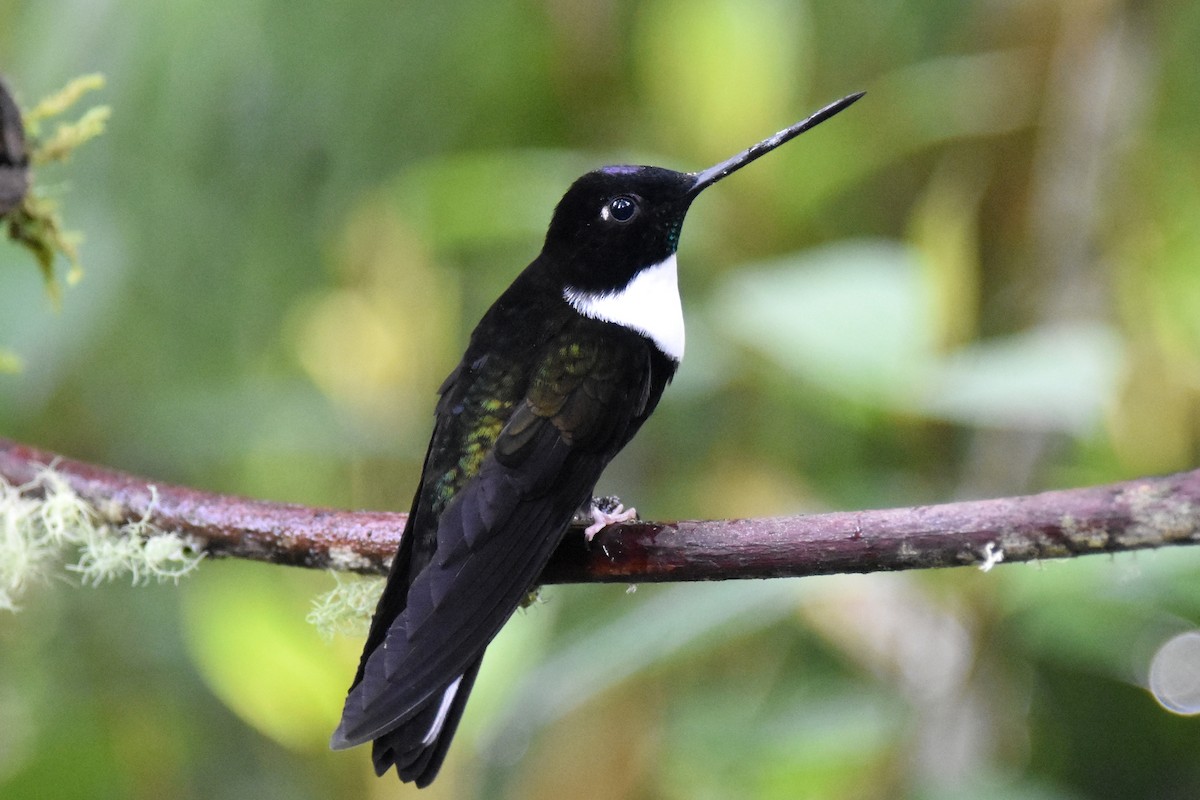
333;318;675;779
370;655;482;785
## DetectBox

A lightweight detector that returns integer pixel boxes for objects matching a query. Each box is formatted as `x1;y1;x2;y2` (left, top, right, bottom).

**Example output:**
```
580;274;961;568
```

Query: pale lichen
996;527;1031;557
325;545;375;573
896;540;920;564
0;469;204;612
978;541;1005;572
306;571;383;640
1060;513;1111;550
1118;483;1199;549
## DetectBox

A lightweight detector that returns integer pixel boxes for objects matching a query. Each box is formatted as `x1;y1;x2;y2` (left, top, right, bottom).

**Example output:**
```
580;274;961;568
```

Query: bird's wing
333;324;665;747
343;360;468;693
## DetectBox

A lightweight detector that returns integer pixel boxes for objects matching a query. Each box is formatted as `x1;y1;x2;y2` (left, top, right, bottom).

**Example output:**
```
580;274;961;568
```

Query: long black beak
687;91;865;198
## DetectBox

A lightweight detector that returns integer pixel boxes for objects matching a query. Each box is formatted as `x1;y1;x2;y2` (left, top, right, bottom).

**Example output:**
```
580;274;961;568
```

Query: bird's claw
583;502;638;541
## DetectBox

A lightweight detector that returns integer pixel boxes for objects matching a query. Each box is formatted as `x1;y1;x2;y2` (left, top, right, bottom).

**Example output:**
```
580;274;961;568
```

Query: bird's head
543;91;865;297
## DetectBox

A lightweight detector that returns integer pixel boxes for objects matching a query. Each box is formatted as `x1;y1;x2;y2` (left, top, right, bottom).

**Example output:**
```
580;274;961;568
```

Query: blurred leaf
0;203;127;421
634;0;811;160
994;548;1200;682
875;50;1039;143
918;778;1089;800
480;581;806;770
774;48;1042;222
664;687;899;800
718;244;1122;433
918;323;1123;433
716;239;937;404
181;561;359;751
908;154;988;349
393;150;590;252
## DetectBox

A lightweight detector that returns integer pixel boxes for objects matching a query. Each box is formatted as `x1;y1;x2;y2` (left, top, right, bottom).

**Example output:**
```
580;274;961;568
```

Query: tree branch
2;436;1198;584
0;77;30;217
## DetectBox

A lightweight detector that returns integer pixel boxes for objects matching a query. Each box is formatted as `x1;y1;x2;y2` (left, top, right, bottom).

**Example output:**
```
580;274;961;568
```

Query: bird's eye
604;195;639;223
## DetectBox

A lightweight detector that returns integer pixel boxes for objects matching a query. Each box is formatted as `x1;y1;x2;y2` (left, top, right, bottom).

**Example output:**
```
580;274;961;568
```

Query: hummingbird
330;91;864;786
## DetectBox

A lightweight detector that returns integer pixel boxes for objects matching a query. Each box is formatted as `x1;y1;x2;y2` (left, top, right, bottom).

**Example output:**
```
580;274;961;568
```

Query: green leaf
918;323;1122;433
716;239;937;404
180;561;359;751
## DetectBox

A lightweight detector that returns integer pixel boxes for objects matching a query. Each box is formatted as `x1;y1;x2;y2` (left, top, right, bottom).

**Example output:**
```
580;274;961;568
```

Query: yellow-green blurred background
4;1;1200;798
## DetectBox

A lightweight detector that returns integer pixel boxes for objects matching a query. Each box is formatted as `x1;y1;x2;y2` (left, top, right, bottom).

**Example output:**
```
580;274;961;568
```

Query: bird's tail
371;656;484;787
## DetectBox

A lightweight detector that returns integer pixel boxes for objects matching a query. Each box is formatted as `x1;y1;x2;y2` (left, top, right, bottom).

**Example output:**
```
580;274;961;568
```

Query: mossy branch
0;456;203;612
2;436;1199;603
1;73;109;305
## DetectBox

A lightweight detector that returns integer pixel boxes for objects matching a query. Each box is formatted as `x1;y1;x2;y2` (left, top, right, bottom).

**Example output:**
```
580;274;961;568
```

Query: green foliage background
4;1;1200;798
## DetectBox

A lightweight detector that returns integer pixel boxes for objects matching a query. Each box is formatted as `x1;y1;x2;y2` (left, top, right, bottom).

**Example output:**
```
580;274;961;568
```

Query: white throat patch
564;254;685;361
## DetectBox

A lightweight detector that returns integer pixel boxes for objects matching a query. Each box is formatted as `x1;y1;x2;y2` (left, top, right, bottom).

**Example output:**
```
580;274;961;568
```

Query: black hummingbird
330;91;864;786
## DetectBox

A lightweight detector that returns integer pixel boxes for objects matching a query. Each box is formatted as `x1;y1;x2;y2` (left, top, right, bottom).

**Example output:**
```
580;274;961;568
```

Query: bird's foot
582;496;638;541
572;495;623;527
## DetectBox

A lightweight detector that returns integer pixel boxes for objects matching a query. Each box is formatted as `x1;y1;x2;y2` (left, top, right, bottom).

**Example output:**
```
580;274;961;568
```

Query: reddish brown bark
2;436;1198;584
